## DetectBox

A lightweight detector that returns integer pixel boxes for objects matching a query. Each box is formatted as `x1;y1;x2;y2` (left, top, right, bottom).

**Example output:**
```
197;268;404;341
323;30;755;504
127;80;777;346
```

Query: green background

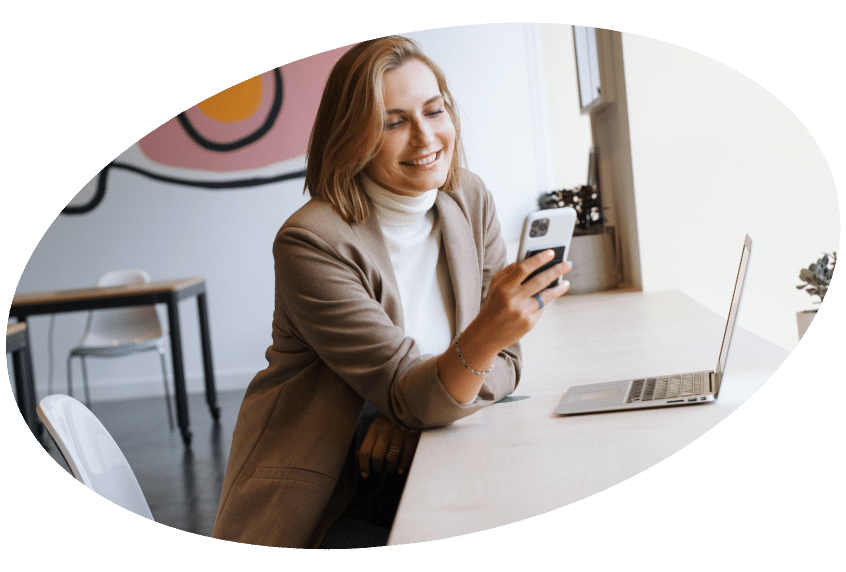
0;0;844;570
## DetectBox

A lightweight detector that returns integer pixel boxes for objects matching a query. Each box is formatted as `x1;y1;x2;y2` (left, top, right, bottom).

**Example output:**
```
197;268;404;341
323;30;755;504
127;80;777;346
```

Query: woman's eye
386;119;404;129
426;109;444;117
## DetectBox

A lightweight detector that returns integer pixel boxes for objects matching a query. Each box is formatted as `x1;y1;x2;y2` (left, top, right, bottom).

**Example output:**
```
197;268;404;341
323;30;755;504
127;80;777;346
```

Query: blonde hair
305;36;463;223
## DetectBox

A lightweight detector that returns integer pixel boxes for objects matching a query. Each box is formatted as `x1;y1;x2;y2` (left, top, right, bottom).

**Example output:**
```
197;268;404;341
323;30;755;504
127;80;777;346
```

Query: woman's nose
410;119;434;146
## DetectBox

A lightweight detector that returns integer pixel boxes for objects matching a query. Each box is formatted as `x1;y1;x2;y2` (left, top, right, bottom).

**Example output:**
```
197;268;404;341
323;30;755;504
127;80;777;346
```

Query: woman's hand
472;250;572;357
357;414;420;479
436;250;572;404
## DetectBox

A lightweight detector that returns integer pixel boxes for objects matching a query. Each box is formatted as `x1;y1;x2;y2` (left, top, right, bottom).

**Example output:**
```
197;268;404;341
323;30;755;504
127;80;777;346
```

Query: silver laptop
555;235;752;416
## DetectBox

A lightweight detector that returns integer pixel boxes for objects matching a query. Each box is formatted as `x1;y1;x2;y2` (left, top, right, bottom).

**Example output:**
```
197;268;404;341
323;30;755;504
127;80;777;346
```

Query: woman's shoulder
278;198;353;240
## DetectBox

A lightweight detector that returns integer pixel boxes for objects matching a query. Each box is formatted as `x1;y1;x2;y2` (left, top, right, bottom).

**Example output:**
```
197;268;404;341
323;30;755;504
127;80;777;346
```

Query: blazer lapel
350;203;405;330
436;192;481;332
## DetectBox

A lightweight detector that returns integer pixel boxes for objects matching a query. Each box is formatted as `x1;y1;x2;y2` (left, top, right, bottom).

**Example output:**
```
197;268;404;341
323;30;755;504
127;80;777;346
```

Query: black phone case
522;246;567;290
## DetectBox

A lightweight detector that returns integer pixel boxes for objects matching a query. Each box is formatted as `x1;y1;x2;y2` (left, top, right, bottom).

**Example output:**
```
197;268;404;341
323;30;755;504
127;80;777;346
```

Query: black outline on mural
61;162;306;215
176;68;283;152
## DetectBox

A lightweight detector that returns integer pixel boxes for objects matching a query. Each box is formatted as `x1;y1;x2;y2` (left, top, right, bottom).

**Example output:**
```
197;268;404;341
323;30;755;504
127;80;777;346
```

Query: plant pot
796;309;817;340
567;227;618;294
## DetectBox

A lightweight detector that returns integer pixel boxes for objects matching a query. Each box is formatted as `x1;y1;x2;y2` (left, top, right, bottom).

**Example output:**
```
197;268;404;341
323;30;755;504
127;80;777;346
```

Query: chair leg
80;356;92;408
158;349;175;431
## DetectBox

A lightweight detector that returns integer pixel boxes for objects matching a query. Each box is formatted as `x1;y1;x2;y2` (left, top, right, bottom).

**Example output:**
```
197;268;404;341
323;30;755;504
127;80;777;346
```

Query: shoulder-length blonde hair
305;36;464;223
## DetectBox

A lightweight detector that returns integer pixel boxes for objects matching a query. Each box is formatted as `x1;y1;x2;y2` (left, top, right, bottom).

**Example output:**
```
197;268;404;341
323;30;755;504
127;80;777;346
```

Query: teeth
405;151;439;166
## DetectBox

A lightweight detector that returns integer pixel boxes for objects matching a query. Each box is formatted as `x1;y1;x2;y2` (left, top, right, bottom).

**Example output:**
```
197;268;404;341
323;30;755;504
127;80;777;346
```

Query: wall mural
63;45;352;215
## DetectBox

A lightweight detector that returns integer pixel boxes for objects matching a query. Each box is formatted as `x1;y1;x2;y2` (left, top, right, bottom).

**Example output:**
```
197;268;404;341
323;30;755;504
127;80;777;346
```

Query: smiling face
364;59;456;197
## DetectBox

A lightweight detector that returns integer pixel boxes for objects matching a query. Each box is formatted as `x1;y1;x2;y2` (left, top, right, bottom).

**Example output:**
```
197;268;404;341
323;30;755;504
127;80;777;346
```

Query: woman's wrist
436;324;499;403
449;319;501;376
455;332;495;376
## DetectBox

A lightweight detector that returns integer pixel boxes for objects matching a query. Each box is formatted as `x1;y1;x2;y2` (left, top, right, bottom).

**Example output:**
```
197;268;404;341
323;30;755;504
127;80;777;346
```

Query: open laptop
555;234;752;416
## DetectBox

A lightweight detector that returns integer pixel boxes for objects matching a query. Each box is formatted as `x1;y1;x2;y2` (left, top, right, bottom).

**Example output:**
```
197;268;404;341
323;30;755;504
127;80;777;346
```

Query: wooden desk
10;277;220;446
6;322;40;439
388;290;788;545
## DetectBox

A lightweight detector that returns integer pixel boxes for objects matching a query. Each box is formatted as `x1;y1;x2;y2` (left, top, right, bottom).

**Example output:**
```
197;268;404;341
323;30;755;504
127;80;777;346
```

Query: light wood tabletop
6;321;27;340
388;289;788;545
11;277;206;309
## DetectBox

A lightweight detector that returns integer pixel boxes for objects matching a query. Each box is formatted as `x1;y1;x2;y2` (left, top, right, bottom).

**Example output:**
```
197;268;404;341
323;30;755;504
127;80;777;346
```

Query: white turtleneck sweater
361;174;456;356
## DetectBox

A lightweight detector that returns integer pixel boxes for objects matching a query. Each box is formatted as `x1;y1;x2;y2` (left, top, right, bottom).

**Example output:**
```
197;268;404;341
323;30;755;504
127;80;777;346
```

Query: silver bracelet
455;333;494;376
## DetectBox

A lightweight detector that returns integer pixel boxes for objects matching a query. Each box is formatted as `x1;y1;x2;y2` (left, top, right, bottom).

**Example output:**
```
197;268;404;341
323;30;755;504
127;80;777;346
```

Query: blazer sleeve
273;224;491;429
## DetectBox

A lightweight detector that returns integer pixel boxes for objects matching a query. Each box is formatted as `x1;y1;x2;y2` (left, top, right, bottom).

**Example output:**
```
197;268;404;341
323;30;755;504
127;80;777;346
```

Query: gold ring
388;446;401;456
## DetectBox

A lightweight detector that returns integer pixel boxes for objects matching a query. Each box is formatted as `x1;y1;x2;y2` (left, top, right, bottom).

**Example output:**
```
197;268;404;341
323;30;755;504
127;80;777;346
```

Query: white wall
14;23;569;402
540;25;595;190
622;33;840;351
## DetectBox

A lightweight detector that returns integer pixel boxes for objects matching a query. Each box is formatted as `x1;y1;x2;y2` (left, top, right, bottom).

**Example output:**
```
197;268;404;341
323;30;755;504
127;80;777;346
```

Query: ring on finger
388;446;401;456
533;292;544;310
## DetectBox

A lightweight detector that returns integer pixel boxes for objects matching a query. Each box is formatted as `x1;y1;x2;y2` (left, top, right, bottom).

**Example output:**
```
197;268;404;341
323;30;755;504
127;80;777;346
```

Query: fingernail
546;249;554;258
563;280;570;288
567;260;573;269
361;472;368;479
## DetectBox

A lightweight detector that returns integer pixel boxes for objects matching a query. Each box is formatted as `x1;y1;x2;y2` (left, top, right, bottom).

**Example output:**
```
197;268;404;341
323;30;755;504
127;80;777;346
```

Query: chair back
81;269;163;347
36;394;155;520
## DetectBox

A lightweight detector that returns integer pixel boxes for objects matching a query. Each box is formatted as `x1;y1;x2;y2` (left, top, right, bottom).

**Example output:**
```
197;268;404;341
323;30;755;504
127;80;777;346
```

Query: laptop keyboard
626;372;708;403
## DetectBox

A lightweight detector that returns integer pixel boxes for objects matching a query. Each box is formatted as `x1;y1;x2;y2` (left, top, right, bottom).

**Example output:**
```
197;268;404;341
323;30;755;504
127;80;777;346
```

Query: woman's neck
360;173;437;227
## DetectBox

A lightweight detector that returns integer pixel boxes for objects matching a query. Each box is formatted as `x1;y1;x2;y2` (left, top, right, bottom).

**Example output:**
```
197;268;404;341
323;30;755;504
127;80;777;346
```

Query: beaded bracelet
455;333;494;376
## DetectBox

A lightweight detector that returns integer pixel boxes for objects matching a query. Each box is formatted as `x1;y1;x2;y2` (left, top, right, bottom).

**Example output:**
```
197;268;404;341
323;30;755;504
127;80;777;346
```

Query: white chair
67;269;174;429
37;394;155;520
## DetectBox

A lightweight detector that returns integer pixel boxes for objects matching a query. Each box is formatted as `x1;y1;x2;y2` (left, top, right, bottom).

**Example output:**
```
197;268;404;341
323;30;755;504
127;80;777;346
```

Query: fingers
383;432;403;475
522;259;571;295
515;249;558;283
533;277;571;310
357;429;376;479
357;415;419;478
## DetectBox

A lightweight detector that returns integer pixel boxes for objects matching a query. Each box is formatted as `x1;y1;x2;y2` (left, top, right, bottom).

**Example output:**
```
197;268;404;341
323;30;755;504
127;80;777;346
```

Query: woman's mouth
401;150;441;167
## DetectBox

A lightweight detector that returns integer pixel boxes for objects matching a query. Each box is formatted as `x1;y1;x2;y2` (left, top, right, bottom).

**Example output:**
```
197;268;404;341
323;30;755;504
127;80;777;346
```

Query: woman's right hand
435;250;571;404
475;249;572;351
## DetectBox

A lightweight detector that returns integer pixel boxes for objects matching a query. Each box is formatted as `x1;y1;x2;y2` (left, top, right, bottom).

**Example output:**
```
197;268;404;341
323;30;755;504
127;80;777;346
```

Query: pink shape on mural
138;45;351;172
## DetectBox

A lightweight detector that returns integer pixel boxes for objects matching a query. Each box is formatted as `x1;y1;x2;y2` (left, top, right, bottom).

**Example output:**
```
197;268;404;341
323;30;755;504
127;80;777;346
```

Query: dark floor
41;388;247;538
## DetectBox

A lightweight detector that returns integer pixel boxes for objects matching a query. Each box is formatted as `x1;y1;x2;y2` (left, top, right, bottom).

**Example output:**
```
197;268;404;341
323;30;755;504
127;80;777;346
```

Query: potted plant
537;183;617;294
535;148;618;294
796;251;836;339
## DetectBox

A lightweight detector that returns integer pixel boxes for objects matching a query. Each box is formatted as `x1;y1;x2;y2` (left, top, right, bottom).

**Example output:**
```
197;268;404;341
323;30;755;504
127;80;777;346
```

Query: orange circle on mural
198;76;263;123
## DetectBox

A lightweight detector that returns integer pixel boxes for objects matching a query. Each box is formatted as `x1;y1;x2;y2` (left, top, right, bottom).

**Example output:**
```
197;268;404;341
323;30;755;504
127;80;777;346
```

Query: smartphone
517;207;577;290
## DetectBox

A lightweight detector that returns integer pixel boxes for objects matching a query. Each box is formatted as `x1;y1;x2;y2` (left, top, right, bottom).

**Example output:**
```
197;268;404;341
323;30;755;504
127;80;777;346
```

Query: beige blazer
212;169;522;548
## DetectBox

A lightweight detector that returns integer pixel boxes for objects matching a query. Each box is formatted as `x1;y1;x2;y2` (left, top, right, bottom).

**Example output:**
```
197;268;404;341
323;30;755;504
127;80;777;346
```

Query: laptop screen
714;235;752;395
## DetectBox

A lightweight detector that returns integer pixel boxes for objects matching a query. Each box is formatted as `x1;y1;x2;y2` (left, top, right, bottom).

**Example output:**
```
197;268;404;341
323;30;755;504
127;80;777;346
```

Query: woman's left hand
357;414;420;479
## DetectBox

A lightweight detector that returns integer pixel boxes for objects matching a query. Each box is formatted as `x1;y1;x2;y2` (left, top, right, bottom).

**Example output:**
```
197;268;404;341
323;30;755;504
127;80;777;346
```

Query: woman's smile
401;150;442;167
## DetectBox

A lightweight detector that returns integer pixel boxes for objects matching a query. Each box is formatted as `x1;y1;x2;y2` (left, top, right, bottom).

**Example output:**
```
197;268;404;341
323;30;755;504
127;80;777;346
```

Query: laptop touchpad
571;388;621;401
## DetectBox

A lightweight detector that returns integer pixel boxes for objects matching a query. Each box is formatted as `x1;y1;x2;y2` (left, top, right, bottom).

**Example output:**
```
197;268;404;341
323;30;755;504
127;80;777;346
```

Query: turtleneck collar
361;173;438;226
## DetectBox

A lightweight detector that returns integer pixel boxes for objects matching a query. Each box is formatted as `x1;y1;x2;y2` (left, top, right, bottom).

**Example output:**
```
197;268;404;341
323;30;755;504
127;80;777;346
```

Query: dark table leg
166;296;192;446
10;331;41;440
196;292;220;421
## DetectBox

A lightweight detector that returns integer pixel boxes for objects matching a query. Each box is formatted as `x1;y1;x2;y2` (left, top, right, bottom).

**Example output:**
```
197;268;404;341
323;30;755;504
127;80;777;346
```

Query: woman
212;36;572;549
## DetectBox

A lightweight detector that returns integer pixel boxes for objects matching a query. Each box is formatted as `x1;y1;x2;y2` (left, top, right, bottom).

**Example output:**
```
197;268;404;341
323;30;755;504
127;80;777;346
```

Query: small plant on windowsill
538;185;604;236
795;251;836;339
